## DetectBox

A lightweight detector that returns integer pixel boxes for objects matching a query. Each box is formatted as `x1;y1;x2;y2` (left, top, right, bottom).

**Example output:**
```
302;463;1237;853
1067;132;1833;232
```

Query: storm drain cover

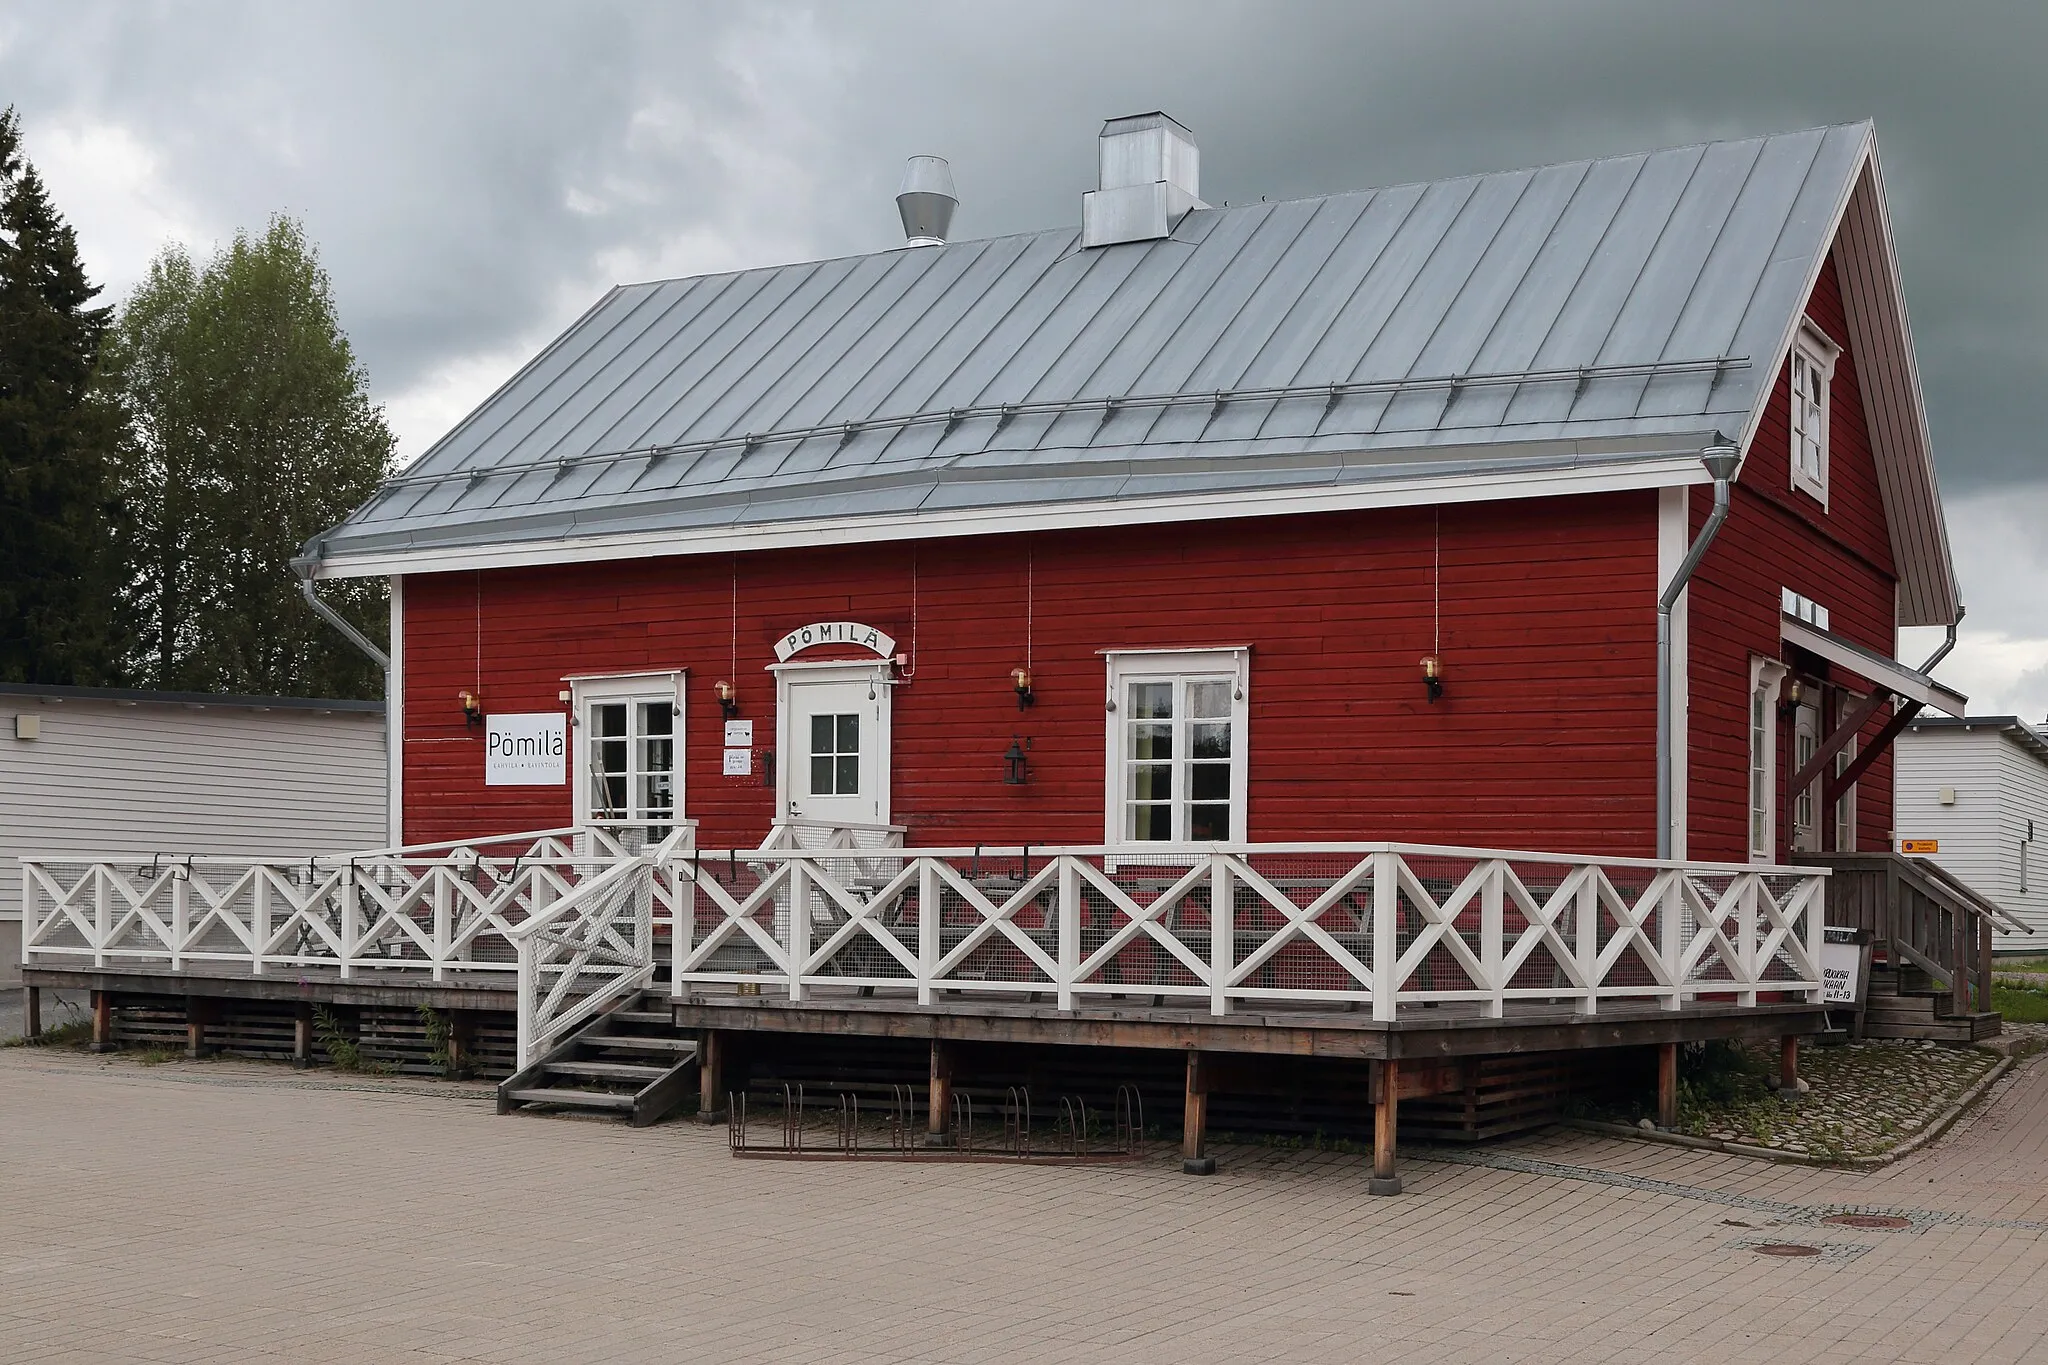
1821;1214;1910;1230
1751;1243;1822;1257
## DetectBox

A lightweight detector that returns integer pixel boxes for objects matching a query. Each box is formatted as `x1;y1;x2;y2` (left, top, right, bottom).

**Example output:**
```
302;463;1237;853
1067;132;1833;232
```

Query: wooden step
609;1010;674;1026
543;1059;669;1082
502;1088;636;1111
586;1034;695;1055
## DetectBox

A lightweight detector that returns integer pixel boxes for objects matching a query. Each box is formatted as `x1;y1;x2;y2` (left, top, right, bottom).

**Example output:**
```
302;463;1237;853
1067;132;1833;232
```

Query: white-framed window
1789;320;1839;505
569;671;684;839
1103;648;1250;845
1748;657;1789;862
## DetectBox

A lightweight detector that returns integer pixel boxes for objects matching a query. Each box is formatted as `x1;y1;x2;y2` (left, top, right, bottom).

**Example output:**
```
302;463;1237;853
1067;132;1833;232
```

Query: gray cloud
4;0;2043;705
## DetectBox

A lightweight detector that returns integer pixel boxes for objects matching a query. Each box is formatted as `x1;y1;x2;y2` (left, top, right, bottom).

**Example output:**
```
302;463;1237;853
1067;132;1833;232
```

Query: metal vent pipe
896;156;957;246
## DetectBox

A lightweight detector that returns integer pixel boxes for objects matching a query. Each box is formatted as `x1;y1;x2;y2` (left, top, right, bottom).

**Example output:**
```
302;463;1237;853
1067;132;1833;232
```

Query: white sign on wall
725;719;754;746
773;620;897;663
722;747;753;776
485;713;567;786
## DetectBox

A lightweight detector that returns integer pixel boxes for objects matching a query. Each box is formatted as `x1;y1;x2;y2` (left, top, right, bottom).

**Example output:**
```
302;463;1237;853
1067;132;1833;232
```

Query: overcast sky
4;0;2043;714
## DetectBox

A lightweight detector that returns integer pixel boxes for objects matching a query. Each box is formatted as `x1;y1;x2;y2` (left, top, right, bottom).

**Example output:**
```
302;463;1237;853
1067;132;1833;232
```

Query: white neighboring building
3;684;389;986
1896;715;2048;951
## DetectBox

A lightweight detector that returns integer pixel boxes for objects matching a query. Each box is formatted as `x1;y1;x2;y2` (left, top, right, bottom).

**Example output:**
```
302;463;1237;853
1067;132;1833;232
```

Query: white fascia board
310;451;1713;581
1780;614;1967;716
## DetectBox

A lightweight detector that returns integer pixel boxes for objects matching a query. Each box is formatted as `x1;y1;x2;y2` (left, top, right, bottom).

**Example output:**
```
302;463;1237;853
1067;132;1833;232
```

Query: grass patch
1993;982;2048;1024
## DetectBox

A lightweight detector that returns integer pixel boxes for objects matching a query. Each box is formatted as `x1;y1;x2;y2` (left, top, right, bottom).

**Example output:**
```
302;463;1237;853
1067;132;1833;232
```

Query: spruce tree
0;106;118;684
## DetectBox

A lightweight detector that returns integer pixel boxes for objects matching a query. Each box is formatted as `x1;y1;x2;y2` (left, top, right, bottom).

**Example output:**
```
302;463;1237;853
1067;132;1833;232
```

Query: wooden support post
1656;1042;1679;1128
89;989;114;1053
1182;1050;1214;1175
184;995;214;1059
446;1009;476;1080
1779;1035;1800;1092
293;1002;314;1069
926;1038;954;1147
1978;917;1993;1013
22;985;40;1041
1951;911;1969;1017
696;1029;725;1123
1370;1058;1402;1195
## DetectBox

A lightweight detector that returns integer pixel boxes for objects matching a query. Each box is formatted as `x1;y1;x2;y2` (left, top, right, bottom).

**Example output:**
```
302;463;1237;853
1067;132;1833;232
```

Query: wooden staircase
1860;967;2001;1044
497;994;698;1126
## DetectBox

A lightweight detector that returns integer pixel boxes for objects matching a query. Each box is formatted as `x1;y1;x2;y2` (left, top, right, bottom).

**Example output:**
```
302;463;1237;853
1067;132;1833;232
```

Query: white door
1790;700;1821;854
780;670;889;827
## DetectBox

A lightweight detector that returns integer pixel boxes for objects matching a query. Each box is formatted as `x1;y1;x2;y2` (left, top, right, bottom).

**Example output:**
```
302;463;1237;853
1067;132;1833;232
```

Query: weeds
313;1005;389;1074
417;1005;452;1072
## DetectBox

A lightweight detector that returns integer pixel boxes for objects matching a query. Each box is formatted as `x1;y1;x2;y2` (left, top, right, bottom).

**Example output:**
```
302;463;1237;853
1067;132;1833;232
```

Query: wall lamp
1003;736;1030;785
458;690;484;726
1420;655;1444;703
1778;677;1805;718
1011;667;1036;710
714;680;740;720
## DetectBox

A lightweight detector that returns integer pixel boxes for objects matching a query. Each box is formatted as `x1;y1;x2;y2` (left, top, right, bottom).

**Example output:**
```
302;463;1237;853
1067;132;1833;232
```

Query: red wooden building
26;115;1990;1190
307;115;1962;872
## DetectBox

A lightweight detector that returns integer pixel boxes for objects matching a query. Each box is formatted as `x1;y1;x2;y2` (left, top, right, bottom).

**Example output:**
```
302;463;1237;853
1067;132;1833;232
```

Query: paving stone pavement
4;1046;2047;1364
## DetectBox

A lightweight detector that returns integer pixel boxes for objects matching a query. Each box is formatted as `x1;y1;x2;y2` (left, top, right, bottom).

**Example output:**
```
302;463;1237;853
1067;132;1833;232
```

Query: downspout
297;555;397;845
1657;440;1743;860
1917;605;1963;674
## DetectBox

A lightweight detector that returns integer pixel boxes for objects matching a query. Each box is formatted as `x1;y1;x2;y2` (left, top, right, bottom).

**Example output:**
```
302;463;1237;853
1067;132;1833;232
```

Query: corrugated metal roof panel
318;122;1926;579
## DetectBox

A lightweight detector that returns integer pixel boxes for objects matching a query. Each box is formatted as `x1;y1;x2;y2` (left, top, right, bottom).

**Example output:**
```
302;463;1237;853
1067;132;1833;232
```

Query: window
1748;657;1789;861
1833;696;1858;852
571;672;684;840
809;713;860;796
1105;649;1249;845
1789;321;1839;504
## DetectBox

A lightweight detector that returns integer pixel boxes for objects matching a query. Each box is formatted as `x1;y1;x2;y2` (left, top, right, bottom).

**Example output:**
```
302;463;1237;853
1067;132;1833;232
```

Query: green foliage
311;1004;388;1073
1992;983;2048;1023
101;216;393;698
417;1004;452;1072
0;106;122;683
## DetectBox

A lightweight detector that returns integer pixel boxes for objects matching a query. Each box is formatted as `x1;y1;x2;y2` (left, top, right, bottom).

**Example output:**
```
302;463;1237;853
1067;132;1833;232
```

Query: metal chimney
1082;112;1206;248
896;156;957;247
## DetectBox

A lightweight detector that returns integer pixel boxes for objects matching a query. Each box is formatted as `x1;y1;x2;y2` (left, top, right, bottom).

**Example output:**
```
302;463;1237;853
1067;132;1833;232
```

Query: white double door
777;664;891;827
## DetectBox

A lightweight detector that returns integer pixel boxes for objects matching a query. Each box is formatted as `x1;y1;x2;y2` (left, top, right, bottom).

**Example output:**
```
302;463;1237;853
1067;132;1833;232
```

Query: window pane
835;755;859;794
1127;804;1171;842
640;774;673;813
1129;763;1172;803
595;703;627;738
1190;762;1230;803
1130;721;1172;761
1189;804;1230;841
601;773;627;815
1191;721;1231;760
1129;682;1173;719
1187;680;1231;719
640;702;673;737
810;756;833;795
810;714;833;754
836;714;859;754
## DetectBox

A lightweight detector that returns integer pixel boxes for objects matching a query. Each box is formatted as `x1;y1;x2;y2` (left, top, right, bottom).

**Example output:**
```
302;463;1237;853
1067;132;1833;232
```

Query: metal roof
313;122;1930;588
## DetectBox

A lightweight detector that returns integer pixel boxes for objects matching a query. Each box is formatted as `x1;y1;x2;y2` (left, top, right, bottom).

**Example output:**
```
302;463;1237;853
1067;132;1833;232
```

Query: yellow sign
1901;839;1939;855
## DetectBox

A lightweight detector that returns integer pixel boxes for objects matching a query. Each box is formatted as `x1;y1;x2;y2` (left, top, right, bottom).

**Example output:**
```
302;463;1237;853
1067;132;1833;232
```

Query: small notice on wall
485;713;567;786
1901;839;1939;855
722;747;752;776
724;719;754;747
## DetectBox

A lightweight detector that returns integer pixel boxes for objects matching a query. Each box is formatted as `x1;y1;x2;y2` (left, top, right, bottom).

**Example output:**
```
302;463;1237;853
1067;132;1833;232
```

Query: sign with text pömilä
485;713;567;786
773;620;897;663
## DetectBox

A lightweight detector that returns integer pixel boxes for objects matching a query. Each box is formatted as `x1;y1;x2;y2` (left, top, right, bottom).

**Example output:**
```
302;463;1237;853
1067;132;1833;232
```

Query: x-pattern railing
670;843;1826;1018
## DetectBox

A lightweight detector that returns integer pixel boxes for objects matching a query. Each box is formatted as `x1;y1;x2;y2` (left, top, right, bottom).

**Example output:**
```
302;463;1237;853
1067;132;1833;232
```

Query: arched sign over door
773;620;897;663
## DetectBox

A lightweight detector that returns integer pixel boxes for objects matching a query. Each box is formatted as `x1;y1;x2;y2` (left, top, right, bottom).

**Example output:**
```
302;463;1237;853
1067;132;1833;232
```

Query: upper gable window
1789;320;1840;505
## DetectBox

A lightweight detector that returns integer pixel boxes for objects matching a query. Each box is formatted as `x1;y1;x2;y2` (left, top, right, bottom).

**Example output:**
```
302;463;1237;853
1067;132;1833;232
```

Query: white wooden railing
668;843;1828;1019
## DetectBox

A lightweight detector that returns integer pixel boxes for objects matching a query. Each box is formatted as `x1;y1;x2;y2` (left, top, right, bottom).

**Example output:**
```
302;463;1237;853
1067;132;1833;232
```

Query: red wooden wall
1686;250;1900;863
401;492;1666;856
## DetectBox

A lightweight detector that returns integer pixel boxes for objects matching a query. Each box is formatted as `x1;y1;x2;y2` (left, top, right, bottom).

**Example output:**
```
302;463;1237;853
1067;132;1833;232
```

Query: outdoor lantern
1780;677;1805;717
1420;656;1444;703
715;680;740;719
1003;737;1029;785
1011;667;1035;710
458;690;484;726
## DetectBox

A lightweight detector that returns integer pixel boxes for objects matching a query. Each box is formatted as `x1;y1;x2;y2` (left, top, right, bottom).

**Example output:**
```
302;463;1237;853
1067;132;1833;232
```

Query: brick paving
4;1047;2047;1364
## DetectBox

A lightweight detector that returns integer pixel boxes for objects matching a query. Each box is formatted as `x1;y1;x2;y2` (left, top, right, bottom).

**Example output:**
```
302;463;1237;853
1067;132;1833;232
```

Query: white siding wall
3;698;388;984
1896;727;2048;950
